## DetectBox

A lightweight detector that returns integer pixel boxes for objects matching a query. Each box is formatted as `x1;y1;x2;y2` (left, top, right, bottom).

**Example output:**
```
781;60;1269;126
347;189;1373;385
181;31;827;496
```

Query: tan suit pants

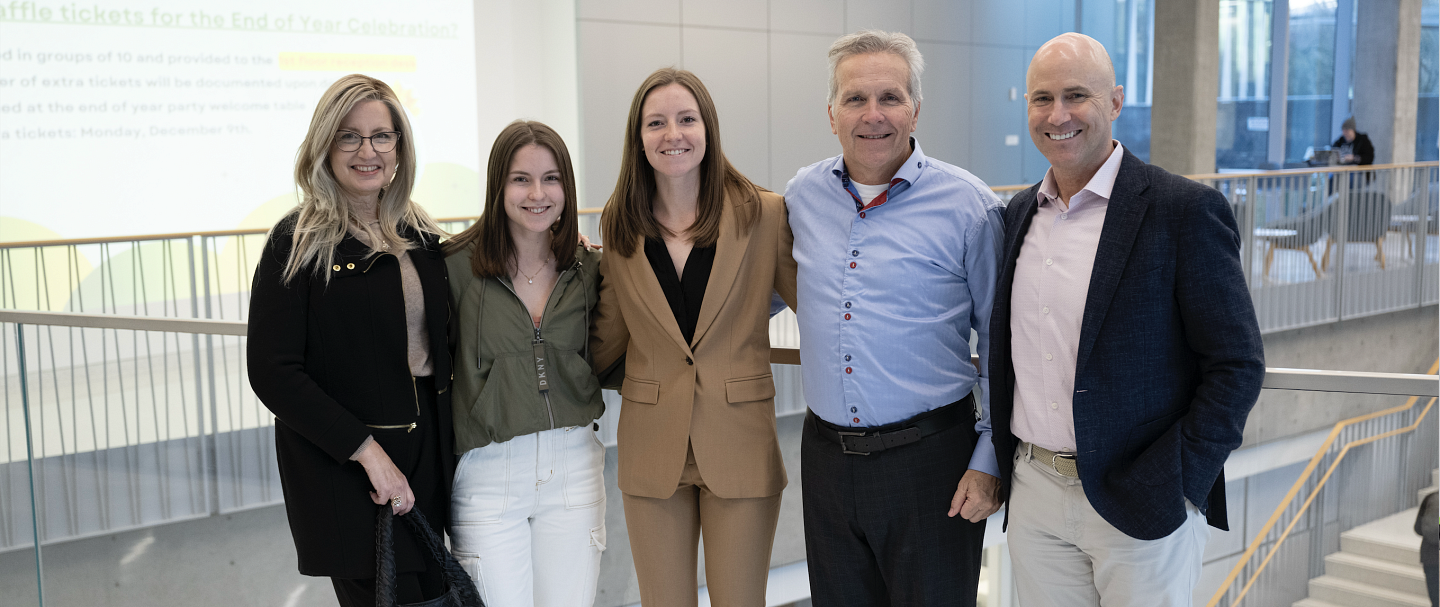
622;445;781;607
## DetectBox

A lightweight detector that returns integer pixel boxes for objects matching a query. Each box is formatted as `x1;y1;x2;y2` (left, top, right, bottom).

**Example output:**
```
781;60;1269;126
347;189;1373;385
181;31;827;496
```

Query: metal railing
1192;163;1439;331
2;164;1433;335
4;308;1434;548
1206;360;1440;607
2;308;1437;607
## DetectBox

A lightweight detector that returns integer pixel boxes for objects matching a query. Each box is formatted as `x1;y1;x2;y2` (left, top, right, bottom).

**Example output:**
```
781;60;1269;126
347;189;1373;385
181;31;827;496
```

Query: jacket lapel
621;237;693;354
1074;151;1151;377
689;193;750;348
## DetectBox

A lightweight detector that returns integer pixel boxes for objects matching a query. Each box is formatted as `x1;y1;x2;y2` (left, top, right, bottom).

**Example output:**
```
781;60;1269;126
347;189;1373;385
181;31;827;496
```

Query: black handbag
375;506;485;607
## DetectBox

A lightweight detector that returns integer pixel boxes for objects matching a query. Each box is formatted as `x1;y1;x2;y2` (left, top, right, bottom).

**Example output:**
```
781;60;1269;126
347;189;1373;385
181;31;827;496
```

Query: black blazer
247;212;454;578
990;149;1265;540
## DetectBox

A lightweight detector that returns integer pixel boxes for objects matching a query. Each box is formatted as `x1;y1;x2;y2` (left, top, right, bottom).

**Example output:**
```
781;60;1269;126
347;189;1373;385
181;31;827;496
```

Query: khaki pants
1008;443;1209;607
622;446;781;607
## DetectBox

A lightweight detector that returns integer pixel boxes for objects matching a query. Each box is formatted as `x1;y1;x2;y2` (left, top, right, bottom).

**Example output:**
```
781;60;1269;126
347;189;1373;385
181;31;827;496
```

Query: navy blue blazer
989;149;1265;541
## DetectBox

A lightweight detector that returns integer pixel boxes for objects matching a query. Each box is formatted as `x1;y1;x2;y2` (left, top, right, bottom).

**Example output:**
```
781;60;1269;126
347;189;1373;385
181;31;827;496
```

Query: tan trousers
1008;443;1209;607
622;446;782;607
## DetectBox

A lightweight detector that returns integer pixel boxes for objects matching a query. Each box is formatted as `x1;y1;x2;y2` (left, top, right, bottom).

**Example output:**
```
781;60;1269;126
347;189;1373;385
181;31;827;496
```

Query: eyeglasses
334;130;401;153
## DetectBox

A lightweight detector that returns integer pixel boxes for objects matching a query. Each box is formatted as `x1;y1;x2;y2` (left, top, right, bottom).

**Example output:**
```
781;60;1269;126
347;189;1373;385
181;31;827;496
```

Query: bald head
1024;32;1125;200
1028;33;1115;91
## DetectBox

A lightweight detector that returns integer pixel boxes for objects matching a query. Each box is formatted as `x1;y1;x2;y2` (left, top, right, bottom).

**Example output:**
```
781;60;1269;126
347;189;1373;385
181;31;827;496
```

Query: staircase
1292;470;1437;607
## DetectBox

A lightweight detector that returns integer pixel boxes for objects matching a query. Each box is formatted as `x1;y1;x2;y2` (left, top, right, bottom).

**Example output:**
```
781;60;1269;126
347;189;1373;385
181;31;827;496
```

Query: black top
1417;491;1438;565
644;237;715;346
1332;132;1375;166
247;212;454;578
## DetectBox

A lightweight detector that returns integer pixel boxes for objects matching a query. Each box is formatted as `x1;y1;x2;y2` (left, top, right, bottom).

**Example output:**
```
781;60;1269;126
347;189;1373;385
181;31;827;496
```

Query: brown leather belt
810;394;973;455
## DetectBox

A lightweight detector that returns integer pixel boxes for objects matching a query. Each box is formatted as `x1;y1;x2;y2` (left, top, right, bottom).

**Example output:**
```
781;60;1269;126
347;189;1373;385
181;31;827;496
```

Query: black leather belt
810;394;973;455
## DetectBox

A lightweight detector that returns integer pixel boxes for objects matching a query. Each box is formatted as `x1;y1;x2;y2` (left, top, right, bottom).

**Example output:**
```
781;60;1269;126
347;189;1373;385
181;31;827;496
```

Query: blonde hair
279;74;441;284
601;68;760;258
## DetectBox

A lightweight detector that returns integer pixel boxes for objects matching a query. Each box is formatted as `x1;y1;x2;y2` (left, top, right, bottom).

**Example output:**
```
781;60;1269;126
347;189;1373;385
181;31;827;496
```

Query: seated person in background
1334;116;1374;165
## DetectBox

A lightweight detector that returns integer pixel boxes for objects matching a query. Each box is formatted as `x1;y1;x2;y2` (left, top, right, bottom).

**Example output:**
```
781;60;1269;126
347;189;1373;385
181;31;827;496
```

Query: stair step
1309;575;1430;607
1341;508;1423;564
1292;598;1349;607
1325;551;1427;595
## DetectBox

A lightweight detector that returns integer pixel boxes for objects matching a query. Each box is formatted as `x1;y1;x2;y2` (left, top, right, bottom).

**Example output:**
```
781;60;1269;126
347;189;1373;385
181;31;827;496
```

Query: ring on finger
391;495;403;508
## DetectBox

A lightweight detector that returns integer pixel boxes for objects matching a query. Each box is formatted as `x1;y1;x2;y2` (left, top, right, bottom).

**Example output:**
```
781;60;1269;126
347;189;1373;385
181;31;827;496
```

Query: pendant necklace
518;255;553;285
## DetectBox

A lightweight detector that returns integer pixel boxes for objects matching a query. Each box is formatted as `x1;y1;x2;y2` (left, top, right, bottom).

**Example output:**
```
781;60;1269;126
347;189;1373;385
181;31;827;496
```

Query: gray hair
827;30;924;105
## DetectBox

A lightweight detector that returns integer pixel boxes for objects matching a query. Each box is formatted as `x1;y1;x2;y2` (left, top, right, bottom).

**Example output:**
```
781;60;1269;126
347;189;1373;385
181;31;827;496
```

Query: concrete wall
1242;305;1439;448
574;0;1088;215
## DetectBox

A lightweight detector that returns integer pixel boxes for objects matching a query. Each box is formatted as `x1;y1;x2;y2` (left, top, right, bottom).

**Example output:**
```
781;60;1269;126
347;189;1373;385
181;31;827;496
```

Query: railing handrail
1206;358;1440;607
1186;160;1439;181
0;309;248;336
0;214;582;248
1;310;1436;399
5;161;1433;248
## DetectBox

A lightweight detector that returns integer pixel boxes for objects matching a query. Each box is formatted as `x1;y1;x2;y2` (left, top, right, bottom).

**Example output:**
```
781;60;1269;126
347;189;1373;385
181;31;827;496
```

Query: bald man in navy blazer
989;33;1265;606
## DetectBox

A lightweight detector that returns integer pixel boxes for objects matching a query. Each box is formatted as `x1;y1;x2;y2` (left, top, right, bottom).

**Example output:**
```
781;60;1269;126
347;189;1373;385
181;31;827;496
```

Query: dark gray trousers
801;410;986;606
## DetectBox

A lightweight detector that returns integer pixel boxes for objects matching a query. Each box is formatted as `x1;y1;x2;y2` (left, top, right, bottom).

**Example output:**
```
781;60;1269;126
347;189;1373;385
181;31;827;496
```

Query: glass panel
1285;0;1339;165
1218;0;1275;169
1116;0;1154;162
1419;0;1439;161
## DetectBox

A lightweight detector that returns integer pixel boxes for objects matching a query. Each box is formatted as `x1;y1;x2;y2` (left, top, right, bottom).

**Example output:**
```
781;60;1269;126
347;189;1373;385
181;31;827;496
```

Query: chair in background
1388;182;1438;259
1323;189;1392;271
1260;200;1331;279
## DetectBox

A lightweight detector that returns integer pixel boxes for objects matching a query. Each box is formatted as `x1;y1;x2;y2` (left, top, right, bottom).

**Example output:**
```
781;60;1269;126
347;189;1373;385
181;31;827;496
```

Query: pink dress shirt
1009;142;1125;453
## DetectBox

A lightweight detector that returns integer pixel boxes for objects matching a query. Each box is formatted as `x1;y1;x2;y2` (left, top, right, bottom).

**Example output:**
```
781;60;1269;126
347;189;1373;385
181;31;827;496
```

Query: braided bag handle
401;509;485;606
375;505;485;607
376;506;398;607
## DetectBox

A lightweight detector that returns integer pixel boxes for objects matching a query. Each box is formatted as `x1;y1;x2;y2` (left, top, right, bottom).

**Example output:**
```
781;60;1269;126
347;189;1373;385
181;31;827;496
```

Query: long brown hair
444;120;579;277
282;74;441;285
601;68;760;258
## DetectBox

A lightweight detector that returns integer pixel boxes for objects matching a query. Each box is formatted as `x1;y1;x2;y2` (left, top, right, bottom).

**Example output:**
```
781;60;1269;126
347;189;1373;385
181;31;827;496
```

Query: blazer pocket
1119;260;1166;280
622;376;660;405
725;374;776;404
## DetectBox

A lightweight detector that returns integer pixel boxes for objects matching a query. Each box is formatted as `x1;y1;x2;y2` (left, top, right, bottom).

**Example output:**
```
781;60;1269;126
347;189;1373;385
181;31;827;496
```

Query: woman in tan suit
590;68;797;606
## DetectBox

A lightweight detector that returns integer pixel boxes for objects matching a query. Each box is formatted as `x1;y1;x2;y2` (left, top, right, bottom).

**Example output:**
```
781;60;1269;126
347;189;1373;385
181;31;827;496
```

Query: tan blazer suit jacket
591;189;799;500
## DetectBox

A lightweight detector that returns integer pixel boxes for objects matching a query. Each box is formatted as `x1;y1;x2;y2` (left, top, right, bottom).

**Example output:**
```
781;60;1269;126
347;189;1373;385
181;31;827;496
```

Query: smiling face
640;83;707;183
503;143;565;238
329;99;397;204
828;52;920;185
1025;34;1124;190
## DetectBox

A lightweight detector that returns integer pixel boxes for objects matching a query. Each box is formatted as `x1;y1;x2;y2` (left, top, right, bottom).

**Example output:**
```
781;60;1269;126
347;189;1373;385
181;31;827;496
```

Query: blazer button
685;356;693;365
346;263;355;270
332;264;341;271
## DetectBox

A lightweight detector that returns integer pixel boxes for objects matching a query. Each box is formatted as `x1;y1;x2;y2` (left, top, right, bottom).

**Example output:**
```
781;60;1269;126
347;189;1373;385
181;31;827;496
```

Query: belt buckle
836;430;871;456
1050;450;1077;477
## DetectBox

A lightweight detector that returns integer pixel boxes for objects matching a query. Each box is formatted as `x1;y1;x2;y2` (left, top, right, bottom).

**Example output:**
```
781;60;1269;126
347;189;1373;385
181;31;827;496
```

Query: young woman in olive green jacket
443;120;605;607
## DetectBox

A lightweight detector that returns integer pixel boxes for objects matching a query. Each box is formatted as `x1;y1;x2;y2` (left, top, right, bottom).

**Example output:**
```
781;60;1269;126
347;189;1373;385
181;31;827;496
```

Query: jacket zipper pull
407;422;416;433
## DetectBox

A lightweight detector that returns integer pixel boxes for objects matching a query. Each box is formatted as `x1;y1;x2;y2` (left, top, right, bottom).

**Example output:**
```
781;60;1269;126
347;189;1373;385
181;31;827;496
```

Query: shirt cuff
349;435;375;461
967;431;1000;477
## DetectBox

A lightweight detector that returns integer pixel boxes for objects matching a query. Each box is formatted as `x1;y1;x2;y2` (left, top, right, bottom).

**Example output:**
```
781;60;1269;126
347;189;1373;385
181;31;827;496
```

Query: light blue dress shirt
784;140;1004;476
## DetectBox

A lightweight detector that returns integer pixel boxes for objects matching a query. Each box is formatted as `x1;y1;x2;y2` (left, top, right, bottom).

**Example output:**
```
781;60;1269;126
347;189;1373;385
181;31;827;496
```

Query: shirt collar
1037;140;1125;208
829;138;927;188
829;138;928;210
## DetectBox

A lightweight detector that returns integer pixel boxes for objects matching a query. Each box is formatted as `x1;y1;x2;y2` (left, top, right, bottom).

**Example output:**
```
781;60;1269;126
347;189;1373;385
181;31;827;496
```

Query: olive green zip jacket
446;244;604;452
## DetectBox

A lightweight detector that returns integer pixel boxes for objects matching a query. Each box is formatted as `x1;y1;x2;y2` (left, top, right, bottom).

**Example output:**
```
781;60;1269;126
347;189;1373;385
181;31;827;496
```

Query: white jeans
450;426;606;607
1008;443;1209;607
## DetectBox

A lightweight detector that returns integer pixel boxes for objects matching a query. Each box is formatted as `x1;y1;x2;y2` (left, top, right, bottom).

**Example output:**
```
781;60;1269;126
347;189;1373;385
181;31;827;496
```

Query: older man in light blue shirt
784;30;1004;607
